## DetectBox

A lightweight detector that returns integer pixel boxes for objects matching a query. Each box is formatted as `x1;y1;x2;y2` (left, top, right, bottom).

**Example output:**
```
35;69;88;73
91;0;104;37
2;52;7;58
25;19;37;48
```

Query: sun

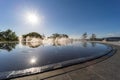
26;12;40;25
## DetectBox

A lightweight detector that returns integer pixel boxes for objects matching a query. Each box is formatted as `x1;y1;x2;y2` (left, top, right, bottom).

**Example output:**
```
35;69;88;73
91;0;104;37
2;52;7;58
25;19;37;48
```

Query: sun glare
30;58;37;64
26;12;40;25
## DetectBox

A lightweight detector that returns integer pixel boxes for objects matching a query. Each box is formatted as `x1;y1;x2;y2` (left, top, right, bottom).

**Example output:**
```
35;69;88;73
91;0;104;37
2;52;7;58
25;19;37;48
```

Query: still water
0;41;112;79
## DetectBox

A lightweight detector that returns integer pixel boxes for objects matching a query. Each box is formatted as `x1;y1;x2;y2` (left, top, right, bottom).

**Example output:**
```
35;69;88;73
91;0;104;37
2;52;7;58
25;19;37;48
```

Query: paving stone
44;74;72;80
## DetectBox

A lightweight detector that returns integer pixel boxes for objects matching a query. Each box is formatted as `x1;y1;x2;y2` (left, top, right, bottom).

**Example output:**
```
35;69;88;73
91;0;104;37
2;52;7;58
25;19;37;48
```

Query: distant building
104;37;120;41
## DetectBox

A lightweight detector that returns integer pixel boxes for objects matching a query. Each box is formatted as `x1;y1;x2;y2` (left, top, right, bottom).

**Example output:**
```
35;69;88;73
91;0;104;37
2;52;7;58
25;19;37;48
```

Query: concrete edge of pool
0;43;116;80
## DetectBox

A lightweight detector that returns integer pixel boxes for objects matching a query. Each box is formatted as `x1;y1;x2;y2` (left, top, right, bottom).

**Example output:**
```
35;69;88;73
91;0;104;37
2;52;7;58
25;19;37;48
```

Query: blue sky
0;0;120;38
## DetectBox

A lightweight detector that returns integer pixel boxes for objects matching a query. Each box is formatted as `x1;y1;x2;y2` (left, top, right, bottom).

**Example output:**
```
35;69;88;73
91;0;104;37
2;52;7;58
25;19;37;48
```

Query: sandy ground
11;42;120;80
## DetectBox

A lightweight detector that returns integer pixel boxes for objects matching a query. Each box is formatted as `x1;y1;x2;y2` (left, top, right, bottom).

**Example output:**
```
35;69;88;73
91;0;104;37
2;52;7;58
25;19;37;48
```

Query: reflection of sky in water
0;41;110;73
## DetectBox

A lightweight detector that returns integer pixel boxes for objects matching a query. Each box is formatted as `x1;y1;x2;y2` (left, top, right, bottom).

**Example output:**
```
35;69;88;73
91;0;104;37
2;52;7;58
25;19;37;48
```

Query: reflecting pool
0;41;113;79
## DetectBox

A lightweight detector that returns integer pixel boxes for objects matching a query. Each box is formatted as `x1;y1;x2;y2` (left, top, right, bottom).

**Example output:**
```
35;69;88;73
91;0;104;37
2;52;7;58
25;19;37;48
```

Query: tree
90;34;96;41
52;33;60;38
22;32;43;39
61;34;69;38
0;29;18;41
82;32;87;40
49;33;69;39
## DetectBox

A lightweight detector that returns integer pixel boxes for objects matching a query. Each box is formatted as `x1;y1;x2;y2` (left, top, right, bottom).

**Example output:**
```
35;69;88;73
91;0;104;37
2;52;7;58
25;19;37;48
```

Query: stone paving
12;44;120;80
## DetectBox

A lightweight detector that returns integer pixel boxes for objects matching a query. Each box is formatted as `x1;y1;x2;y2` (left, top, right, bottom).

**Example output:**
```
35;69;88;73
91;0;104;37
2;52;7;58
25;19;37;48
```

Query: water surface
0;41;111;73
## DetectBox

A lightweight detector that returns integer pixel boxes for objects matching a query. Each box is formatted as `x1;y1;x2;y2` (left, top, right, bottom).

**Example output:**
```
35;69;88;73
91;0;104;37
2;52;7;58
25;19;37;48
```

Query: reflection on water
0;41;98;52
0;40;111;74
0;42;18;52
81;42;97;48
81;41;88;47
22;42;43;48
91;42;96;47
30;57;37;64
53;39;73;46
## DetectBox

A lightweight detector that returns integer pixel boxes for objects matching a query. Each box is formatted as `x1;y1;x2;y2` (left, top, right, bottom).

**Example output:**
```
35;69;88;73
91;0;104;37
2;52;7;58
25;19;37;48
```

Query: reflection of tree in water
0;42;18;52
52;40;73;46
53;42;61;46
82;41;88;47
21;42;26;46
22;42;43;48
91;42;96;47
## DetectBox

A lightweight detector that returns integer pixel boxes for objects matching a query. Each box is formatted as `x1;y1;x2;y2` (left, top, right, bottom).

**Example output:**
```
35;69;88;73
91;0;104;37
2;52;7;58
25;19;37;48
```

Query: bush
0;29;18;41
22;32;43;39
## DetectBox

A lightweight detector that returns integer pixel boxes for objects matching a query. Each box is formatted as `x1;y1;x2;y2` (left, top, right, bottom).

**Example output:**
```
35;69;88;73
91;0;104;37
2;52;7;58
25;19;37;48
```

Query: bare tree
90;34;96;41
82;32;87;40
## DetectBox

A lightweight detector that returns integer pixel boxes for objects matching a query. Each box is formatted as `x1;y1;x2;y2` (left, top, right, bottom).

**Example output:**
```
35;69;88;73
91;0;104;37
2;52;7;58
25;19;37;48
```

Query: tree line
0;29;100;41
48;33;69;39
82;32;103;41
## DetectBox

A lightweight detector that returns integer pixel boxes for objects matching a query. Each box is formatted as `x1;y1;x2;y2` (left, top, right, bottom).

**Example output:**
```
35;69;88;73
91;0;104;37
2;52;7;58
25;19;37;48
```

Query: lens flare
25;12;40;25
